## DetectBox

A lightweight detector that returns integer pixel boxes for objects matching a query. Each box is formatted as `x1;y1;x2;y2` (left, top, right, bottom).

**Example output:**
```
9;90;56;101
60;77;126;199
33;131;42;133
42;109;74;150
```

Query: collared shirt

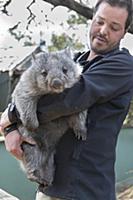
37;47;133;200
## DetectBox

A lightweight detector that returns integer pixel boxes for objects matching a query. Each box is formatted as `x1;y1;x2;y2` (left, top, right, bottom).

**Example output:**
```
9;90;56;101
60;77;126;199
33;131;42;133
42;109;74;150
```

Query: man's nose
100;25;108;36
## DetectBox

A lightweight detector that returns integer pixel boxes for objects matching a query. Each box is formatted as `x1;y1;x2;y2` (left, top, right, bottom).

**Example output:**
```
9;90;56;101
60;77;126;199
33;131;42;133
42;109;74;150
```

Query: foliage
67;13;88;26
48;12;87;51
48;32;85;52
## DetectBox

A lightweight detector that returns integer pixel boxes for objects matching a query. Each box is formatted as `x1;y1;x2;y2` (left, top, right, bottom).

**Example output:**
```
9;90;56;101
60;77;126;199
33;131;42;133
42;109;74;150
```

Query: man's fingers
4;130;24;160
0;107;12;128
0;125;6;136
22;136;36;145
6;145;23;160
0;125;4;133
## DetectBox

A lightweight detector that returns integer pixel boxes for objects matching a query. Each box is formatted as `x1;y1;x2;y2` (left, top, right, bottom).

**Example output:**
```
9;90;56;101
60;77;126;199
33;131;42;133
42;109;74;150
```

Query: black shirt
37;47;133;200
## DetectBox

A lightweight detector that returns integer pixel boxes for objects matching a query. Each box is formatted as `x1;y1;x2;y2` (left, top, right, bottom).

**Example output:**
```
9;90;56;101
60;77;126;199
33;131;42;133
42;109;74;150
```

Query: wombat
12;48;87;187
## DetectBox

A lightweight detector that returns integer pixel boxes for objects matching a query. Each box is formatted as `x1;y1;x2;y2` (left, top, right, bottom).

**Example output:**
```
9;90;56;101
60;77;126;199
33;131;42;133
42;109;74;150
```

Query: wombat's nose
51;79;63;89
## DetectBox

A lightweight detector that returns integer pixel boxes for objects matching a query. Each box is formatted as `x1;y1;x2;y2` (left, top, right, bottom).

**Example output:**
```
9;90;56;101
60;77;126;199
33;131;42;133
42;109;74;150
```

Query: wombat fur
12;48;87;187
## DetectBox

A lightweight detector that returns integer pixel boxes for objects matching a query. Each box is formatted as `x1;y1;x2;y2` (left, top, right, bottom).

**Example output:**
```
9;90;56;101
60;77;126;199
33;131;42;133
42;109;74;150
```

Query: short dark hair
94;0;133;30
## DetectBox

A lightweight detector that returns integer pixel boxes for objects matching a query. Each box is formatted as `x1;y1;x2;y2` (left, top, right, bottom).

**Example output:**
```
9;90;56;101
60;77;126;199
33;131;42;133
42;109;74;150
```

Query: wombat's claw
74;128;87;140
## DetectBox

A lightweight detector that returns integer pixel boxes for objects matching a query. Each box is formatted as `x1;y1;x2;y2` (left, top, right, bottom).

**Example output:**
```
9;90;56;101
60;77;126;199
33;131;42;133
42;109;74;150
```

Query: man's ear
124;24;131;37
64;47;75;59
121;28;127;39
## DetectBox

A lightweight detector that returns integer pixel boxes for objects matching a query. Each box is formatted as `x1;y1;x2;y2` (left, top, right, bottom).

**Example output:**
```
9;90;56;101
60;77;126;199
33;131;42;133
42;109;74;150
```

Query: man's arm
1;49;133;125
0;107;35;161
37;52;133;124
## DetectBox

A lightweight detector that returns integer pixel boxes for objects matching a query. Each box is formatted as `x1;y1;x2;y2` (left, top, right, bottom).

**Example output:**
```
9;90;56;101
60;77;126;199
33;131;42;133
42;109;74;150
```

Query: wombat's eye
62;66;68;74
41;70;48;77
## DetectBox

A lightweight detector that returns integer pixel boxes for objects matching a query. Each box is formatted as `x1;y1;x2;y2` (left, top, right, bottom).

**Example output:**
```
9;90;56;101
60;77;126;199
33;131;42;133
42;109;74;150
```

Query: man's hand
0;106;12;133
0;106;36;160
1;129;36;160
0;108;23;160
4;130;24;160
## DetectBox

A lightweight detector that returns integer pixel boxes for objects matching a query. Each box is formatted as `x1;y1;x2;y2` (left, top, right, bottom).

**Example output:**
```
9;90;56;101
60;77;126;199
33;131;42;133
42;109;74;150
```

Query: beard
89;34;120;55
90;43;120;55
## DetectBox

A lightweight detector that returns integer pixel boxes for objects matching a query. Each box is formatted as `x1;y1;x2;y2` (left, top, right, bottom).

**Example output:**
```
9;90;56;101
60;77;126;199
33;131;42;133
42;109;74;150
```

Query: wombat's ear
31;53;38;66
64;47;74;59
31;52;48;66
31;53;36;61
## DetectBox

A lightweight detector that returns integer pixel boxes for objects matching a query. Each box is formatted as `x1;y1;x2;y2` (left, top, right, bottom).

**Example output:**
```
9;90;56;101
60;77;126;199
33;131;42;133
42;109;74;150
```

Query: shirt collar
77;44;120;64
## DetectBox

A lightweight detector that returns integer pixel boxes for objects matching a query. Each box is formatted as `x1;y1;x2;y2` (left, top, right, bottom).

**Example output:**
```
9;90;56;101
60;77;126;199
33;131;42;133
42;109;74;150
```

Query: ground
117;185;133;200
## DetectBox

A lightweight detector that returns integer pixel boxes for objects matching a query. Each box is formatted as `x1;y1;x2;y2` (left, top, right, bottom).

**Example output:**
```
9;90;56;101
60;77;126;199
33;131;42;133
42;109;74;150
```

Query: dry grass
117;185;133;200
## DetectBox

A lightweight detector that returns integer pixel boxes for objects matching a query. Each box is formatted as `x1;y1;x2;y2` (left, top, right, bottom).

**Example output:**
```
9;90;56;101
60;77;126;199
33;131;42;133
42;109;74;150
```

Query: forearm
37;57;133;124
0;108;36;160
37;76;95;124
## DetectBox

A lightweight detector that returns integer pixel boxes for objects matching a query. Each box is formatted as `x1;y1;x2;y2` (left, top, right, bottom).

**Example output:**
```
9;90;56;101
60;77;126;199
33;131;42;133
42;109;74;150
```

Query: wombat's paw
27;170;44;185
27;166;54;186
74;126;87;140
27;172;39;183
21;115;39;131
22;117;39;131
28;121;39;131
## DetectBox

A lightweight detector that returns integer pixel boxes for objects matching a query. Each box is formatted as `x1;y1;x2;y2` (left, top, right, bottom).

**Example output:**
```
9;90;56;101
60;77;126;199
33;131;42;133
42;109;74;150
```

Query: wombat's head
20;142;55;186
31;48;82;94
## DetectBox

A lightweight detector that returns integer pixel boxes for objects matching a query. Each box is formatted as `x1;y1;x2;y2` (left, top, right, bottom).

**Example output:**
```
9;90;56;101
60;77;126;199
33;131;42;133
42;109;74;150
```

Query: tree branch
26;0;36;29
1;0;133;34
0;0;12;15
42;0;93;19
8;22;25;41
42;0;133;34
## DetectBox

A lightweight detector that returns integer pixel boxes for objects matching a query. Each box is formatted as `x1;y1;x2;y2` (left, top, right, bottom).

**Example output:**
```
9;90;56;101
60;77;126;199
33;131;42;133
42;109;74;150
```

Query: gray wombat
12;48;87;187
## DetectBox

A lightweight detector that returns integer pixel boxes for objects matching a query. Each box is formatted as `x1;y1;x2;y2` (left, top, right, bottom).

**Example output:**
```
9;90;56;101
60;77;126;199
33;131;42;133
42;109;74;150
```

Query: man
0;0;133;199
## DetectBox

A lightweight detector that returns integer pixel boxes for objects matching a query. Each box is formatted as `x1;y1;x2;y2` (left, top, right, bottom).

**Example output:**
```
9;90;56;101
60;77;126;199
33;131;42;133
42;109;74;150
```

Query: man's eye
110;26;120;32
96;19;104;25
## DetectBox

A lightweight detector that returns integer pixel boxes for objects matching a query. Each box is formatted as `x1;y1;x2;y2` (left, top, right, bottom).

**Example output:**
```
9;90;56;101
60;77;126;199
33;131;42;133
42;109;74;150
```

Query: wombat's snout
50;78;64;90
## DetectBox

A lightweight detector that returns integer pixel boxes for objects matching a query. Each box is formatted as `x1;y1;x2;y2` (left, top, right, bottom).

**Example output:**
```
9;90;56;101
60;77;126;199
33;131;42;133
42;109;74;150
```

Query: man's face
89;2;128;54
